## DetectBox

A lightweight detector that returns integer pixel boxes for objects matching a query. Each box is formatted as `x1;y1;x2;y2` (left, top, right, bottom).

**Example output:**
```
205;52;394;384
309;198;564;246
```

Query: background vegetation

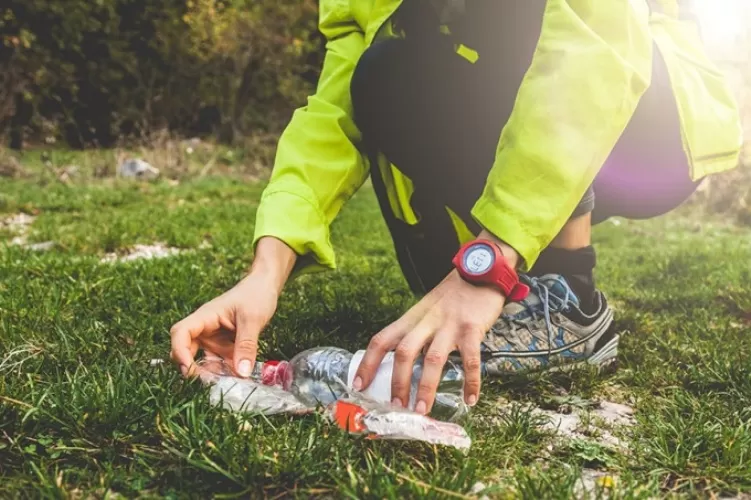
1;2;751;496
1;0;749;219
0;0;322;148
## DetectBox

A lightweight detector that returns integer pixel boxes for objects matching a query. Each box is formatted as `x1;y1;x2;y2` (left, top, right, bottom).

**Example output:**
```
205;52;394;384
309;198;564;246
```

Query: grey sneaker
481;274;617;376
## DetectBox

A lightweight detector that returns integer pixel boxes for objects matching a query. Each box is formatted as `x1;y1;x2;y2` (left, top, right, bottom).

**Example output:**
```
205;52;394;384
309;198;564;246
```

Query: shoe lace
491;276;574;357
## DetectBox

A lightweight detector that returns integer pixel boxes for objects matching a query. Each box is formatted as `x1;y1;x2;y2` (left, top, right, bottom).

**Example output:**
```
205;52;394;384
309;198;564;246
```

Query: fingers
413;330;455;415
391;318;438;409
170;309;215;376
458;339;483;407
353;324;402;392
199;333;235;361
354;288;450;393
233;309;265;377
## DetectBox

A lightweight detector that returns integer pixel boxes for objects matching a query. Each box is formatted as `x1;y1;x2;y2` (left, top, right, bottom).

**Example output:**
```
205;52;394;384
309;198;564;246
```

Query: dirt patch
469;481;490;500
535;400;635;450
1;213;54;251
1;213;35;233
575;469;618;499
100;243;183;263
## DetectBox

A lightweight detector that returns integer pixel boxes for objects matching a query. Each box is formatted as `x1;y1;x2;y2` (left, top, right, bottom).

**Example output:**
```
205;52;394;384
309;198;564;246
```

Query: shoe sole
546;334;620;375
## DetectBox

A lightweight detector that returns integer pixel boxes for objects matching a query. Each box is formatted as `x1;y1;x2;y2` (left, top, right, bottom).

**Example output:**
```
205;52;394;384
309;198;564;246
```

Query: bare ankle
551;212;592;250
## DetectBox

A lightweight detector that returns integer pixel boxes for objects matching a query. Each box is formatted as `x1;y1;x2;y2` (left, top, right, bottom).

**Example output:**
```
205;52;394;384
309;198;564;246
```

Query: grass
0;134;275;185
2;160;751;498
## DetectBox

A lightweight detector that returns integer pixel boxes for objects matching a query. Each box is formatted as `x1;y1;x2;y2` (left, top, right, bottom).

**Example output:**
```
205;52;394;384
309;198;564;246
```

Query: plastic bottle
254;347;468;421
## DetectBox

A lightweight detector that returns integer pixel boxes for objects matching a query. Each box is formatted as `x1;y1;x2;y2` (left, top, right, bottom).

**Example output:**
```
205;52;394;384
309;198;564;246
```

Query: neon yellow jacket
253;0;743;275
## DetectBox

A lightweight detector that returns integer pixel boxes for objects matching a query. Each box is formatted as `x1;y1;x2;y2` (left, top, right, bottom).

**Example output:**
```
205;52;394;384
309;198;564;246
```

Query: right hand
169;273;279;378
170;237;297;378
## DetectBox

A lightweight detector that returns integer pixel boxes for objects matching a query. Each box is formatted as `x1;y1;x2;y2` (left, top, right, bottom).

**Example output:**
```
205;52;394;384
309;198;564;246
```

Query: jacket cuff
252;189;336;277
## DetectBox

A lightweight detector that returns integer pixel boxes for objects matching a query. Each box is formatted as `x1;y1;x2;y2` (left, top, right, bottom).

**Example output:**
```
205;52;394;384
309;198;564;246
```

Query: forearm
246;236;297;296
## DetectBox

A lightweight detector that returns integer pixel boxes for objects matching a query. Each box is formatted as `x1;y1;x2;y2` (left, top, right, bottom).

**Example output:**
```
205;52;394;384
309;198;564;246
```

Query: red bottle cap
261;361;292;389
331;401;367;433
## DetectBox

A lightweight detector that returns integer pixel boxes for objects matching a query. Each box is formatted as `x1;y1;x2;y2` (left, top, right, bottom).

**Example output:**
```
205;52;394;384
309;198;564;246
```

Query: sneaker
480;274;617;376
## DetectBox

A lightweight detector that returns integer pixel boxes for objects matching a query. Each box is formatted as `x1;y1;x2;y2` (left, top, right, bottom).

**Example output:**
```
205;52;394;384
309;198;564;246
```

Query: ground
2;160;751;498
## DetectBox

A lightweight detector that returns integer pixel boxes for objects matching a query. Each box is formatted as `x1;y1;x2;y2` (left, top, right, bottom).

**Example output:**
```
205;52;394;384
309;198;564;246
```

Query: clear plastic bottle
254;347;469;421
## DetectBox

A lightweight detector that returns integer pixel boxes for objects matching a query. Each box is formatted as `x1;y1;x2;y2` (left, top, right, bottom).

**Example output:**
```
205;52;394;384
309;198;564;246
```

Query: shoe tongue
541;274;580;308
503;274;579;318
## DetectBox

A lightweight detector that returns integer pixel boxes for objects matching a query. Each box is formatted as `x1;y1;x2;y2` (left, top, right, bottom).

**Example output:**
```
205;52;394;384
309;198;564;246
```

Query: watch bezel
461;242;496;276
452;238;530;302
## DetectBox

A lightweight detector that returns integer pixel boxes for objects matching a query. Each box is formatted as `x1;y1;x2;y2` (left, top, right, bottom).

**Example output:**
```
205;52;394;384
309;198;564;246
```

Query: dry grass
692;159;751;224
0;147;27;178
0;130;277;184
117;129;278;180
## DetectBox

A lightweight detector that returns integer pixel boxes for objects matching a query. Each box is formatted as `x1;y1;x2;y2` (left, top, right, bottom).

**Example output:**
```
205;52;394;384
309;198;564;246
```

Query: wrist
453;234;529;302
477;230;521;269
247;236;297;295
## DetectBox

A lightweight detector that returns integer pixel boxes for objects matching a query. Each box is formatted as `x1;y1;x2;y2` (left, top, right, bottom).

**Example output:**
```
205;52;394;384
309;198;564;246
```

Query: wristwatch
452;239;530;301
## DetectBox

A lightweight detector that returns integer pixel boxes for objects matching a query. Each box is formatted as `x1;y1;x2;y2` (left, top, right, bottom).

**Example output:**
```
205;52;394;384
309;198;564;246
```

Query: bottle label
347;350;395;404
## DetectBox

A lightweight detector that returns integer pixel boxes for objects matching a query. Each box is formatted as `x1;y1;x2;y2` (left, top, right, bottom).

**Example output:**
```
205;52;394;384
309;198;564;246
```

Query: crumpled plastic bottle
257;347;468;422
328;392;471;451
196;353;472;451
198;357;311;416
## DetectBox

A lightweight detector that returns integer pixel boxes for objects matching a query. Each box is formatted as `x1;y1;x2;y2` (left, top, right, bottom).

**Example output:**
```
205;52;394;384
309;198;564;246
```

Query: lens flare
693;0;748;49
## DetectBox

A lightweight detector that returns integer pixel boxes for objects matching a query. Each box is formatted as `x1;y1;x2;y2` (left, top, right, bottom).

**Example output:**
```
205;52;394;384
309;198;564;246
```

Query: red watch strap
508;282;530;302
453;239;529;301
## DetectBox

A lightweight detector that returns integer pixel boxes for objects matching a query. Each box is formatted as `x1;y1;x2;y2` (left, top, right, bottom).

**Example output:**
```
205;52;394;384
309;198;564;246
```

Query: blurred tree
0;0;322;148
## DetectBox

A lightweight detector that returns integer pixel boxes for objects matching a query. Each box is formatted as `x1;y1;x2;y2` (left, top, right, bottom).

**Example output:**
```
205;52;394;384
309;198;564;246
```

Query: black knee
351;38;412;146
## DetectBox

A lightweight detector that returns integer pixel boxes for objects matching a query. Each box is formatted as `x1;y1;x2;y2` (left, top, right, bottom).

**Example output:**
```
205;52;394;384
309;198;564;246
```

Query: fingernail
179;365;188;377
238;359;252;377
468;394;478;406
392;397;403;408
415;400;427;415
353;376;363;391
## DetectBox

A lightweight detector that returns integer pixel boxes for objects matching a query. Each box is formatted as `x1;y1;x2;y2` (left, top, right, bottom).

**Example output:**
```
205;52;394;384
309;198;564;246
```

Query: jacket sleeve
252;1;368;275
471;0;654;270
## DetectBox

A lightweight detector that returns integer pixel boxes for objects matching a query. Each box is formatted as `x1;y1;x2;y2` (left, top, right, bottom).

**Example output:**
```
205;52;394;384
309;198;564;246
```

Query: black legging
351;1;698;292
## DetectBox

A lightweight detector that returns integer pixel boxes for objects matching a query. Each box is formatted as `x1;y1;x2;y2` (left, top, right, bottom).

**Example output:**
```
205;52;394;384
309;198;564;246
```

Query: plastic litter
254;346;468;421
118;159;160;180
328;392;471;451
196;354;472;450
197;357;310;416
211;376;313;416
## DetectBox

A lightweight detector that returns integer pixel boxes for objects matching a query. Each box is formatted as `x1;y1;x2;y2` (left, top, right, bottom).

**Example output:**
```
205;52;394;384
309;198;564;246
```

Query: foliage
0;0;322;147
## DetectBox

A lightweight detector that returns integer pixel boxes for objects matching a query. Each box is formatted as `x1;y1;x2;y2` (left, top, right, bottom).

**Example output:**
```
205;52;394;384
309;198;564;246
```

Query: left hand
353;231;520;414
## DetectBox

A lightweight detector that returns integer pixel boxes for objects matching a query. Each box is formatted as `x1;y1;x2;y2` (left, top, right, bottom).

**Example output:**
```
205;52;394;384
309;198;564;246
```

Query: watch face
463;243;495;275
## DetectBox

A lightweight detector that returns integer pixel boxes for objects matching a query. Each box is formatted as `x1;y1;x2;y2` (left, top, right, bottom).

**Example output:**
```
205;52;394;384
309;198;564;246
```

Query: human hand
170;273;279;378
170;237;296;378
353;232;520;414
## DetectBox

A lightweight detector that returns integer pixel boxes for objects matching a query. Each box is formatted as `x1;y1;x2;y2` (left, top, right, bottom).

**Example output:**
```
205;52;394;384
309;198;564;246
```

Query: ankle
529;246;596;278
551;212;592;250
529;246;598;314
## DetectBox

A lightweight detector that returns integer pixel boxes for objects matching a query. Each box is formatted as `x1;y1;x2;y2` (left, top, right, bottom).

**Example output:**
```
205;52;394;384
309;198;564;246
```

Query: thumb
233;310;264;378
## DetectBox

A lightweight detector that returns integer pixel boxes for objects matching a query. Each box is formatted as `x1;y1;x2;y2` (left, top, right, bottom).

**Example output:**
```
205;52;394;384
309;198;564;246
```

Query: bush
0;0;322;148
691;53;751;223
